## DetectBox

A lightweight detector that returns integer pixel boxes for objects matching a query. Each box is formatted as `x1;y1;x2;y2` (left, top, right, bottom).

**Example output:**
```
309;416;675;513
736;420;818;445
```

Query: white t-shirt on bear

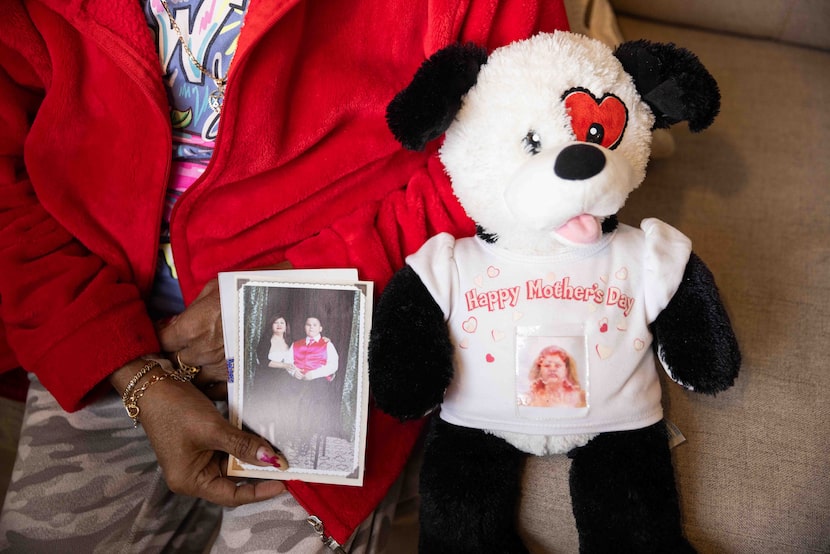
406;218;691;439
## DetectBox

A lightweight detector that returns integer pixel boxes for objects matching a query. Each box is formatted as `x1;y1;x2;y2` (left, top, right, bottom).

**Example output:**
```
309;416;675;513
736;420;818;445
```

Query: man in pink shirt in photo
286;317;339;382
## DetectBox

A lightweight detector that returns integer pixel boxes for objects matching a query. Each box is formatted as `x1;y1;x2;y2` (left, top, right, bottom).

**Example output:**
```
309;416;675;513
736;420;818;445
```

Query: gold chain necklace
158;0;226;114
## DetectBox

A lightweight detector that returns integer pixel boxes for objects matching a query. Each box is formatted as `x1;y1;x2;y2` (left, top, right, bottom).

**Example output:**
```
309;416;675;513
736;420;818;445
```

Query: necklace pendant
208;87;225;114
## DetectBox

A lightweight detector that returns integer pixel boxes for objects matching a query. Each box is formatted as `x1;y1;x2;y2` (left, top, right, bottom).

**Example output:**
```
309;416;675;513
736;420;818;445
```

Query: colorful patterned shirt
142;0;246;316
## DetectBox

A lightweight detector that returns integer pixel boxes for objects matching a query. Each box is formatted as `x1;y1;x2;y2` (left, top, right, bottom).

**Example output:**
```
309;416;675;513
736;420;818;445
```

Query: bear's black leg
568;422;695;553
418;417;528;554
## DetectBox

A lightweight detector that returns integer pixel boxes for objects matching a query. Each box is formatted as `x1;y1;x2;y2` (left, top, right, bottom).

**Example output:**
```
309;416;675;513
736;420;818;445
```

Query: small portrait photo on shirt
515;326;589;420
226;277;372;486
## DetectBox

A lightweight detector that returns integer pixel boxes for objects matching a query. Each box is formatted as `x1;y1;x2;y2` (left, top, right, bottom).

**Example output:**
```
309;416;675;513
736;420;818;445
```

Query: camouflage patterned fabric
0;377;400;553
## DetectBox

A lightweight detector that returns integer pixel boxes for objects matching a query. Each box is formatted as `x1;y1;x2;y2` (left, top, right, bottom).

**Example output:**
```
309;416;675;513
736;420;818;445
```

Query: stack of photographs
219;269;372;486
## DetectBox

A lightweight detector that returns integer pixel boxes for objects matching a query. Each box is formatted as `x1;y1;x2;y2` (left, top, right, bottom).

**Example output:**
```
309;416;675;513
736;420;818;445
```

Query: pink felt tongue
555;214;601;244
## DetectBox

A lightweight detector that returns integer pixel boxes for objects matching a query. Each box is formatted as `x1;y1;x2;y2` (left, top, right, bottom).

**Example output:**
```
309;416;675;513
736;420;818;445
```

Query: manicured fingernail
257;446;288;470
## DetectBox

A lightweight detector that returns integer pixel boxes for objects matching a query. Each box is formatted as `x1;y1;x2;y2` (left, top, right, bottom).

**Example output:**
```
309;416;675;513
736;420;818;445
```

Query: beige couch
517;2;830;552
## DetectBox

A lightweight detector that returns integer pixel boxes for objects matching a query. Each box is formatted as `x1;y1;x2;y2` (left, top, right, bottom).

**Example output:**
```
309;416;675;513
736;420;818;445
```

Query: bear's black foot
568;422;696;553
418;417;529;554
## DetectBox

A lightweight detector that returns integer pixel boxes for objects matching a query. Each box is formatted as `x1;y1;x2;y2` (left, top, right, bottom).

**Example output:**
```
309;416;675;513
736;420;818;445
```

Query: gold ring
176;352;201;380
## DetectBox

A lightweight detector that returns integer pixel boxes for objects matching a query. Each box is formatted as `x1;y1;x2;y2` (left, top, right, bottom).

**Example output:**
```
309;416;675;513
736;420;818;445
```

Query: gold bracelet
121;359;162;405
121;356;201;427
124;371;172;428
123;357;198;427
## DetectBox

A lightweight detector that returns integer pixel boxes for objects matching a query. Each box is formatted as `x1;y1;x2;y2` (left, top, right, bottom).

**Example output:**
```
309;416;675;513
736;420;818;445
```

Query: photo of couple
230;279;370;485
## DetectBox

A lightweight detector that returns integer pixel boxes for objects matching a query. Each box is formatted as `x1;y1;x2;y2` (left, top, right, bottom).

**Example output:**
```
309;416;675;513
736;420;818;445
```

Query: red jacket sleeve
0;4;160;411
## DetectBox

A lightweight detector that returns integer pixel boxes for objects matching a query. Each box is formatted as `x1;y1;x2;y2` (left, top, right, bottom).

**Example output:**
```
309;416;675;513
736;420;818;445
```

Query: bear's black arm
369;265;454;420
651;252;741;394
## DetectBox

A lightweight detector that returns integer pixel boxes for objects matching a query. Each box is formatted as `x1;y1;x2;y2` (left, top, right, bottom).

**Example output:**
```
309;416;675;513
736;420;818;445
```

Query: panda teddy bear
369;31;740;553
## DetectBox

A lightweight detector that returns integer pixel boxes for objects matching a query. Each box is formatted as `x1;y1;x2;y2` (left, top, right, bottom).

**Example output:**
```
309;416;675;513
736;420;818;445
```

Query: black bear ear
614;40;720;132
386;43;489;151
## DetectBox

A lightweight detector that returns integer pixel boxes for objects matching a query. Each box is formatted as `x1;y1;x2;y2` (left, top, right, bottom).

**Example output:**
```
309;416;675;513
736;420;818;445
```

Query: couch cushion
611;0;830;50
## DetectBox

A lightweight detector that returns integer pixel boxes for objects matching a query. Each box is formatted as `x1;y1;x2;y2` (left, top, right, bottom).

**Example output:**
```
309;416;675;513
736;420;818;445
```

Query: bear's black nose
554;144;606;180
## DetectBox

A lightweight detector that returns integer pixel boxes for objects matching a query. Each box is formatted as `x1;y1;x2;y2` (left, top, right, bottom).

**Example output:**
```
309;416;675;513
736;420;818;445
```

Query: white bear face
439;32;655;254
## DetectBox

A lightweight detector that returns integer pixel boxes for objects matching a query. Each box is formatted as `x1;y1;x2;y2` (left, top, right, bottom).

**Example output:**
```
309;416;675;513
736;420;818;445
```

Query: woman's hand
285;364;306;380
157;264;294;399
156;279;227;399
111;360;288;507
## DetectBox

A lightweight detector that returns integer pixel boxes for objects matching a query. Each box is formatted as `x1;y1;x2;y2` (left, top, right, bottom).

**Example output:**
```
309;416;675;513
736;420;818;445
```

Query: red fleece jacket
0;0;568;541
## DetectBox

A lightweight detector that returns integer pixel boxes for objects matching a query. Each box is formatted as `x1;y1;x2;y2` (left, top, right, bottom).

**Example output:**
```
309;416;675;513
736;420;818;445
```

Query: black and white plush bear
369;31;740;553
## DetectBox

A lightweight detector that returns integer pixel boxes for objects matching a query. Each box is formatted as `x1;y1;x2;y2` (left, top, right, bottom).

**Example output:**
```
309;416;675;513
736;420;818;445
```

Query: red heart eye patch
563;89;628;149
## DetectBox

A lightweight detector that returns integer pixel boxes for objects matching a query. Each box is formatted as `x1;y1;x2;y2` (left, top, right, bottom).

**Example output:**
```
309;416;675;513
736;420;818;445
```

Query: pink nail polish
257;446;284;468
260;454;282;468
